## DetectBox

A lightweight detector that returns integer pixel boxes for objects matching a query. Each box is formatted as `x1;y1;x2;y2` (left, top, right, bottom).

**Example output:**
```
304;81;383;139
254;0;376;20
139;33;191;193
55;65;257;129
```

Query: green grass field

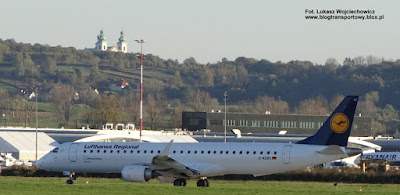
0;82;17;92
0;177;398;195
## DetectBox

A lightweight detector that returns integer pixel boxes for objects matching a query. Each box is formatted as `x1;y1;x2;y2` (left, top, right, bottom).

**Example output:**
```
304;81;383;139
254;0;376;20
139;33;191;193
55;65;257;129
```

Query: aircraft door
69;143;79;162
282;145;292;164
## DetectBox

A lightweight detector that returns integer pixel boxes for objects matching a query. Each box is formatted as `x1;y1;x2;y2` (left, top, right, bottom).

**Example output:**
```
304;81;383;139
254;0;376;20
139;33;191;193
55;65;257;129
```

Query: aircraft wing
149;140;200;178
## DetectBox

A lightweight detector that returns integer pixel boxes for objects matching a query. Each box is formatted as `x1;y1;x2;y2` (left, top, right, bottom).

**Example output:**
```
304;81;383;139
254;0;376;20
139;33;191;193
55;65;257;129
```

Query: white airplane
37;96;361;187
361;152;400;166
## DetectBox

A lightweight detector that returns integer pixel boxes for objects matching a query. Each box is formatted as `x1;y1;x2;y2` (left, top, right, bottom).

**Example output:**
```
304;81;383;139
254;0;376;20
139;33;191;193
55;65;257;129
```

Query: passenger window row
83;149;278;155
172;150;277;155
83;150;162;154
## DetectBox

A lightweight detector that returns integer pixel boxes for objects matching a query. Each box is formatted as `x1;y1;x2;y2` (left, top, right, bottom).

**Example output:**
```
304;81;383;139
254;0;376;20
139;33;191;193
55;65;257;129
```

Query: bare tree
329;94;344;111
171;104;184;128
0;88;9;117
354;56;366;66
184;89;219;112
357;100;377;117
82;106;96;128
365;91;379;103
50;84;77;123
365;55;383;65
378;104;399;121
95;95;123;125
25;102;35;127
13;95;26;126
325;58;339;66
295;96;329;115
252;96;289;114
78;87;100;107
122;91;140;125
145;93;166;130
356;91;379;117
371;120;386;136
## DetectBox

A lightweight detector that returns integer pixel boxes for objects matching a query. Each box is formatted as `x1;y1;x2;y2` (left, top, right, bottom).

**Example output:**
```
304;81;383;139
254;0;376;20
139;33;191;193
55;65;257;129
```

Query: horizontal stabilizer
316;145;345;155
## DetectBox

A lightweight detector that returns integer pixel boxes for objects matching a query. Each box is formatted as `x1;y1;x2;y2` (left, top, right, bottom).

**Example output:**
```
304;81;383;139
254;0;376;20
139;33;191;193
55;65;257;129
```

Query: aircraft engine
121;165;158;182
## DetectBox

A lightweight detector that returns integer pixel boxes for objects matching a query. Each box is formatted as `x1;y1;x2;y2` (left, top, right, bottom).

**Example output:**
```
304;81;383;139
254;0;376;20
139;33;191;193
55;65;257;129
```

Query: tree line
0;39;399;135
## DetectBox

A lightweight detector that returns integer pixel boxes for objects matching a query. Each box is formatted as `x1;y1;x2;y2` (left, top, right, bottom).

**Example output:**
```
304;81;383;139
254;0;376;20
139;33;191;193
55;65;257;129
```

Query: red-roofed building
110;79;129;92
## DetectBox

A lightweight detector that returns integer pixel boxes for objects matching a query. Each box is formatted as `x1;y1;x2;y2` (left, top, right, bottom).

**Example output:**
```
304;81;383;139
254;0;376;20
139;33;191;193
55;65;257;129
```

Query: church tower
95;30;108;51
117;30;128;53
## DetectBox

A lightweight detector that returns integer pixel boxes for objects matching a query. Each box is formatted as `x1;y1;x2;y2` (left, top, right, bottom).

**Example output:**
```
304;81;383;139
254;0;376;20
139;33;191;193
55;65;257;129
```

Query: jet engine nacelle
121;165;157;182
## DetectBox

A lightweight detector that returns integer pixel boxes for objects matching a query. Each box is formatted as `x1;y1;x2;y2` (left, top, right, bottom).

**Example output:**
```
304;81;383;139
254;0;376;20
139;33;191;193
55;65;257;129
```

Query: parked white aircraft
361;152;400;166
37;96;361;187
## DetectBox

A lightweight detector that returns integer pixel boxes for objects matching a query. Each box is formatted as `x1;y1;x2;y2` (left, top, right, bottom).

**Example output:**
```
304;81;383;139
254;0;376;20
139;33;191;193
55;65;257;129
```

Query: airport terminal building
182;112;372;136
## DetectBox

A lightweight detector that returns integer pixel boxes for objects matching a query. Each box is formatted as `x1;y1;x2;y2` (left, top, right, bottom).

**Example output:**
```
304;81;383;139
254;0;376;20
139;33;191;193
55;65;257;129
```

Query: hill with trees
0;38;399;135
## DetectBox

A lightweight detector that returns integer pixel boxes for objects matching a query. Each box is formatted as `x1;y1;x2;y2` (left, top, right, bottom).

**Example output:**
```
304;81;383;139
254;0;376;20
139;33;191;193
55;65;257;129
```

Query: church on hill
85;30;128;53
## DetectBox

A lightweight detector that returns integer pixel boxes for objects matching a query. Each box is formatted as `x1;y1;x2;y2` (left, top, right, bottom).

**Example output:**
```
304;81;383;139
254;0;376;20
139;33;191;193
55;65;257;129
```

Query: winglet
159;140;174;157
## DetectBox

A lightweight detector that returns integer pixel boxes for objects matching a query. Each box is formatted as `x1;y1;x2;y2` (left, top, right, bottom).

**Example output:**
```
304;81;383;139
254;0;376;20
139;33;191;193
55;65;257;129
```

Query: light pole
35;87;38;163
224;91;227;143
135;39;145;142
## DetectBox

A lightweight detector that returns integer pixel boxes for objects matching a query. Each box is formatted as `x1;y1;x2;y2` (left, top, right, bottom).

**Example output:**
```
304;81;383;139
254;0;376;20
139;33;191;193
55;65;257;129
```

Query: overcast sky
1;0;399;64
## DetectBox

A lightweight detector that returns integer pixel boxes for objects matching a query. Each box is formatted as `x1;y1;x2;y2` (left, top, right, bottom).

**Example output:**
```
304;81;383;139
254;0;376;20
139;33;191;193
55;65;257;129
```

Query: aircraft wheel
182;179;187;186
197;179;205;187
66;179;73;184
197;179;210;187
173;179;181;186
204;179;210;187
173;179;186;186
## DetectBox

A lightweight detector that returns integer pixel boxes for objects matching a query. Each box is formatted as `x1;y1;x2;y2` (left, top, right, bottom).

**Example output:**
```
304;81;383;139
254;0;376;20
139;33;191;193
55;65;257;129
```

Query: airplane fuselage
39;142;347;177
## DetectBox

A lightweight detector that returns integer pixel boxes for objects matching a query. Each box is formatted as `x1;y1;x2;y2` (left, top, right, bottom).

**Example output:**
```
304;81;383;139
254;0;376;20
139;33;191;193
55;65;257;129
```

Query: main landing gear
173;178;187;186
173;178;210;187
66;172;76;184
196;178;209;187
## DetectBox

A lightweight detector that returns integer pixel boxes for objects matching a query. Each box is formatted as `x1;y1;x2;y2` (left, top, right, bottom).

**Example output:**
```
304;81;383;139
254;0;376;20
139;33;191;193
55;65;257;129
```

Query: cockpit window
52;148;59;153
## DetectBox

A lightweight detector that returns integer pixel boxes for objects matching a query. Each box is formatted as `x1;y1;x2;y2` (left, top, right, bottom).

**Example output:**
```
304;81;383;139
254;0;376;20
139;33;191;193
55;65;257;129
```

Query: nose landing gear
65;171;76;184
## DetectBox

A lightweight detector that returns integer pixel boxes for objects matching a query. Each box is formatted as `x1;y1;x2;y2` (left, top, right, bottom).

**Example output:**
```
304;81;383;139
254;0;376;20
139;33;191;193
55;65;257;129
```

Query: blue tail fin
297;96;359;146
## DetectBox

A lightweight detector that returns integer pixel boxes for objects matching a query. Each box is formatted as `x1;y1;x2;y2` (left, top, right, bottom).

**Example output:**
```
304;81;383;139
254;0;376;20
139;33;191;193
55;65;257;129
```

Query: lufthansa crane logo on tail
330;113;349;133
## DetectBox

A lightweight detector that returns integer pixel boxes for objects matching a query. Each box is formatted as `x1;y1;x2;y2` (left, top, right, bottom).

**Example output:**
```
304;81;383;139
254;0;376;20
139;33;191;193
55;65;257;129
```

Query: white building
86;30;128;53
0;131;58;163
95;29;108;51
117;31;128;53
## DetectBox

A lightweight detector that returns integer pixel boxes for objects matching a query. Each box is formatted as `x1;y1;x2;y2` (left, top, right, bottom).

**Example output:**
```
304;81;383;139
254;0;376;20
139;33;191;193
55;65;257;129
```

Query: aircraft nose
36;157;46;169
